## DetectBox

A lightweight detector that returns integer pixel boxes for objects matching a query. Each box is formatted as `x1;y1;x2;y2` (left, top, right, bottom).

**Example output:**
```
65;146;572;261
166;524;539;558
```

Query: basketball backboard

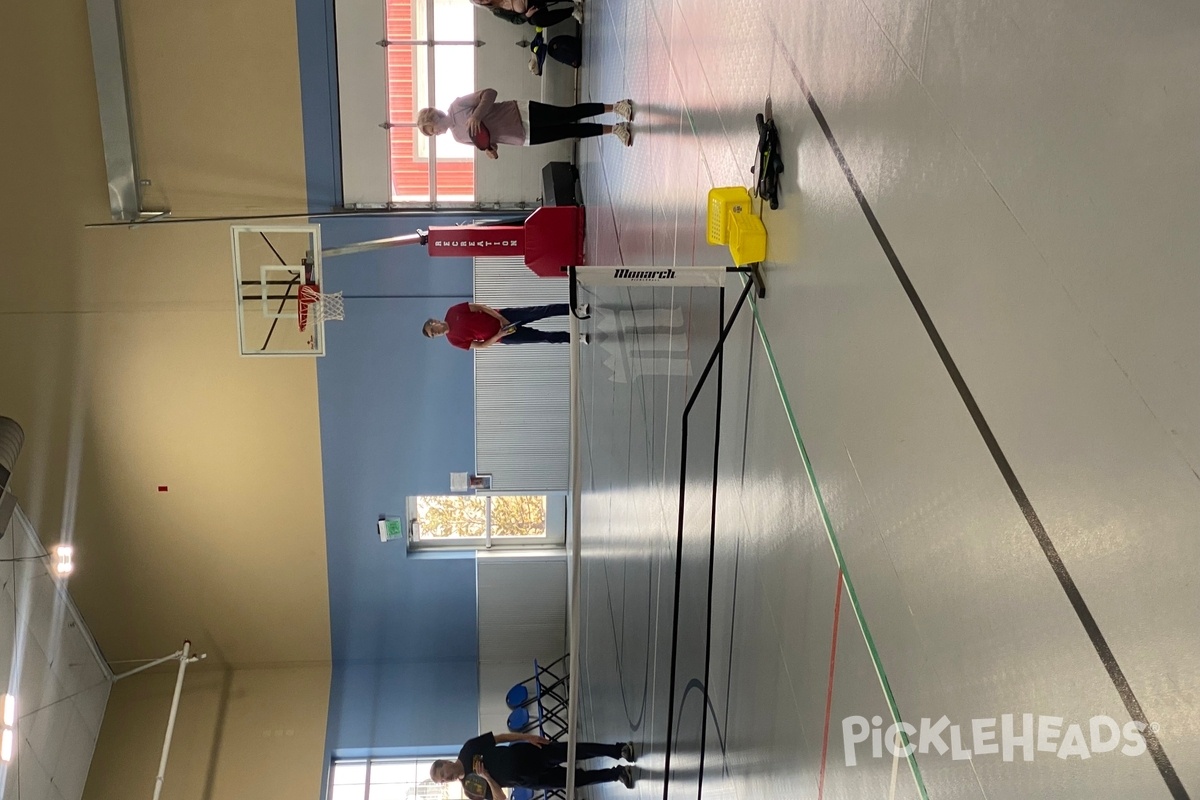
230;225;327;357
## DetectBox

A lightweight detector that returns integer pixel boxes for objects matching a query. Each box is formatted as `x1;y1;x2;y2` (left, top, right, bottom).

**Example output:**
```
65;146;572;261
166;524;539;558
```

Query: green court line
661;33;924;790
741;275;931;800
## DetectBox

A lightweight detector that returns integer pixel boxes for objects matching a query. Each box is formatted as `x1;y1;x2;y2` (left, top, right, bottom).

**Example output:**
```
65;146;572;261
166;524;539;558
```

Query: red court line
817;569;845;800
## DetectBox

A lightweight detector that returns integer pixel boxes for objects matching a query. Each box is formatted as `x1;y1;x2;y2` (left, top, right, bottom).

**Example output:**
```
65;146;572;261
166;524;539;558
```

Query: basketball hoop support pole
320;231;429;259
112;641;208;800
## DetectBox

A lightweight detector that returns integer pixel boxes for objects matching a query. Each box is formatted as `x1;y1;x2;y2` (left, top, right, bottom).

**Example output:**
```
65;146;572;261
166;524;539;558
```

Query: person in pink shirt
417;89;635;152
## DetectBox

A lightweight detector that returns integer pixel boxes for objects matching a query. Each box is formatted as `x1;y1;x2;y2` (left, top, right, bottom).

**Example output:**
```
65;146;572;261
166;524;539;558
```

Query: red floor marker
817;569;844;800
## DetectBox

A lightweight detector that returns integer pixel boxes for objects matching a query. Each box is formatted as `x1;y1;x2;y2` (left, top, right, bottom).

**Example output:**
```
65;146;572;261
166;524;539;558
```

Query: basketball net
297;284;345;332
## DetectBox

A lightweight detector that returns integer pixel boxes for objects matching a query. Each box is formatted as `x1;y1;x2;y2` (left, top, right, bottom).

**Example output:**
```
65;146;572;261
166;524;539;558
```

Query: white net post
565;308;582;800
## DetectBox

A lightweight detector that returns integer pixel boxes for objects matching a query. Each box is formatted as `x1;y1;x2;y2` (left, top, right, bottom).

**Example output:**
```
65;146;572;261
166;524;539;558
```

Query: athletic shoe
620;742;637;762
618;766;635;789
614;99;635;121
613;123;633;147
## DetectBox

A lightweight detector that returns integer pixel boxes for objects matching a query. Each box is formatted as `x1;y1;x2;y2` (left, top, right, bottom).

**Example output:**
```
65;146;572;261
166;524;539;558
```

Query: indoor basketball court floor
567;0;1200;798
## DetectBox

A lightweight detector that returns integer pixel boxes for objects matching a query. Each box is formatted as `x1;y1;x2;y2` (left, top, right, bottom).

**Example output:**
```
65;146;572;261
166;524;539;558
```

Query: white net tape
309;291;345;323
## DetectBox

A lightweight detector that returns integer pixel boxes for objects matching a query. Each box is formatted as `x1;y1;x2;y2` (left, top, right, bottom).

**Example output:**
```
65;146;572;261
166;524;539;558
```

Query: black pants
523;0;575;27
499;303;571;344
528;102;606;145
521;741;624;789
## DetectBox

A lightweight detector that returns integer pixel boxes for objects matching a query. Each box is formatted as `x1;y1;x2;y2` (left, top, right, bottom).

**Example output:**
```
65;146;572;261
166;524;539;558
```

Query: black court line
601;551;652;731
696;288;725;800
720;523;744;761
770;34;1190;800
740;323;757;489
582;291;750;794
662;280;755;800
681;678;731;763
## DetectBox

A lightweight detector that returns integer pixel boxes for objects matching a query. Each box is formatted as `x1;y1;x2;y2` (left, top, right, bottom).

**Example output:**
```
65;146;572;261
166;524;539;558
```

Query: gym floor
570;0;1200;798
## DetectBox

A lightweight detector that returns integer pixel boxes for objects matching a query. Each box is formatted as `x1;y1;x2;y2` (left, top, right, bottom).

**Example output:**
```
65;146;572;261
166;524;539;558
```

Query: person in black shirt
430;731;636;799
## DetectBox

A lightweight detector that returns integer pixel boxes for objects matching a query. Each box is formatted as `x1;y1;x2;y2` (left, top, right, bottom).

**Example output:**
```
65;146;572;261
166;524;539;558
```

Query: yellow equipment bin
706;186;766;264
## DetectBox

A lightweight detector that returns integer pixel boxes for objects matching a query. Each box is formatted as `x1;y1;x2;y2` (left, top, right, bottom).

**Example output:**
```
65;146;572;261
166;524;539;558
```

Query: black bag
546;34;581;67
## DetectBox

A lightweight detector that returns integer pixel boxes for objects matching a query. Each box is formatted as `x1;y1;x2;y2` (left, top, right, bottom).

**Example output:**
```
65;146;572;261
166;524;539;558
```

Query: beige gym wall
120;0;310;216
0;0;332;796
84;665;332;800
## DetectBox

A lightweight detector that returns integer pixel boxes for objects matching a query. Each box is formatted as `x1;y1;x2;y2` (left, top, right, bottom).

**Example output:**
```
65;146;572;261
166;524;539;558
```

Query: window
331;758;469;800
407;495;566;549
386;0;476;204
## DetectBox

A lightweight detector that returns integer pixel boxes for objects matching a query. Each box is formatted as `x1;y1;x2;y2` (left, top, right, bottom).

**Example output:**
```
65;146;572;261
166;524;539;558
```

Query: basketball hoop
297;284;345;332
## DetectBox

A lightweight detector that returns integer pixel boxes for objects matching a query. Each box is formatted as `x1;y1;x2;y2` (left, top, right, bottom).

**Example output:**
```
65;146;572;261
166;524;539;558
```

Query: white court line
967;757;992;800
888;731;903;800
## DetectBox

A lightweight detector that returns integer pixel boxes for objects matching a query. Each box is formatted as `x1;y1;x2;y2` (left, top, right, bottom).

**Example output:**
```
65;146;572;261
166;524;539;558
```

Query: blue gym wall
315;212;485;759
296;0;342;211
297;0;488;769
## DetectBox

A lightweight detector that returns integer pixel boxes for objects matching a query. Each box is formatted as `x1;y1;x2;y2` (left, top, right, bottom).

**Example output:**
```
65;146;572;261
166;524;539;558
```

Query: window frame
383;0;477;205
329;756;470;800
405;494;567;551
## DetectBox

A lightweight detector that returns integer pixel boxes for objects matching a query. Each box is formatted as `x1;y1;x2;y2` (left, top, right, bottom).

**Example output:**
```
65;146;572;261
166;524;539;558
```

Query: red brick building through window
386;0;475;202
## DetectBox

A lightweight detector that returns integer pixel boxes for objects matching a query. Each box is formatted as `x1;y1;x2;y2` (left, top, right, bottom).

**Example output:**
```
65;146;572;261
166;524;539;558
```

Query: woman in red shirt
423;302;585;349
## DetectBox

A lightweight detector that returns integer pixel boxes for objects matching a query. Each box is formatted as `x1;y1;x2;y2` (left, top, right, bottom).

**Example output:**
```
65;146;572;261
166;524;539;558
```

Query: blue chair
502;653;571;741
506;683;530;709
507;706;533;732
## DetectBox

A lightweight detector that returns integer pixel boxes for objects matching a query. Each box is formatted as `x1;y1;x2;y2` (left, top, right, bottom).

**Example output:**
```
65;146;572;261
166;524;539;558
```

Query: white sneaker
614;99;634;121
613;122;633;147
